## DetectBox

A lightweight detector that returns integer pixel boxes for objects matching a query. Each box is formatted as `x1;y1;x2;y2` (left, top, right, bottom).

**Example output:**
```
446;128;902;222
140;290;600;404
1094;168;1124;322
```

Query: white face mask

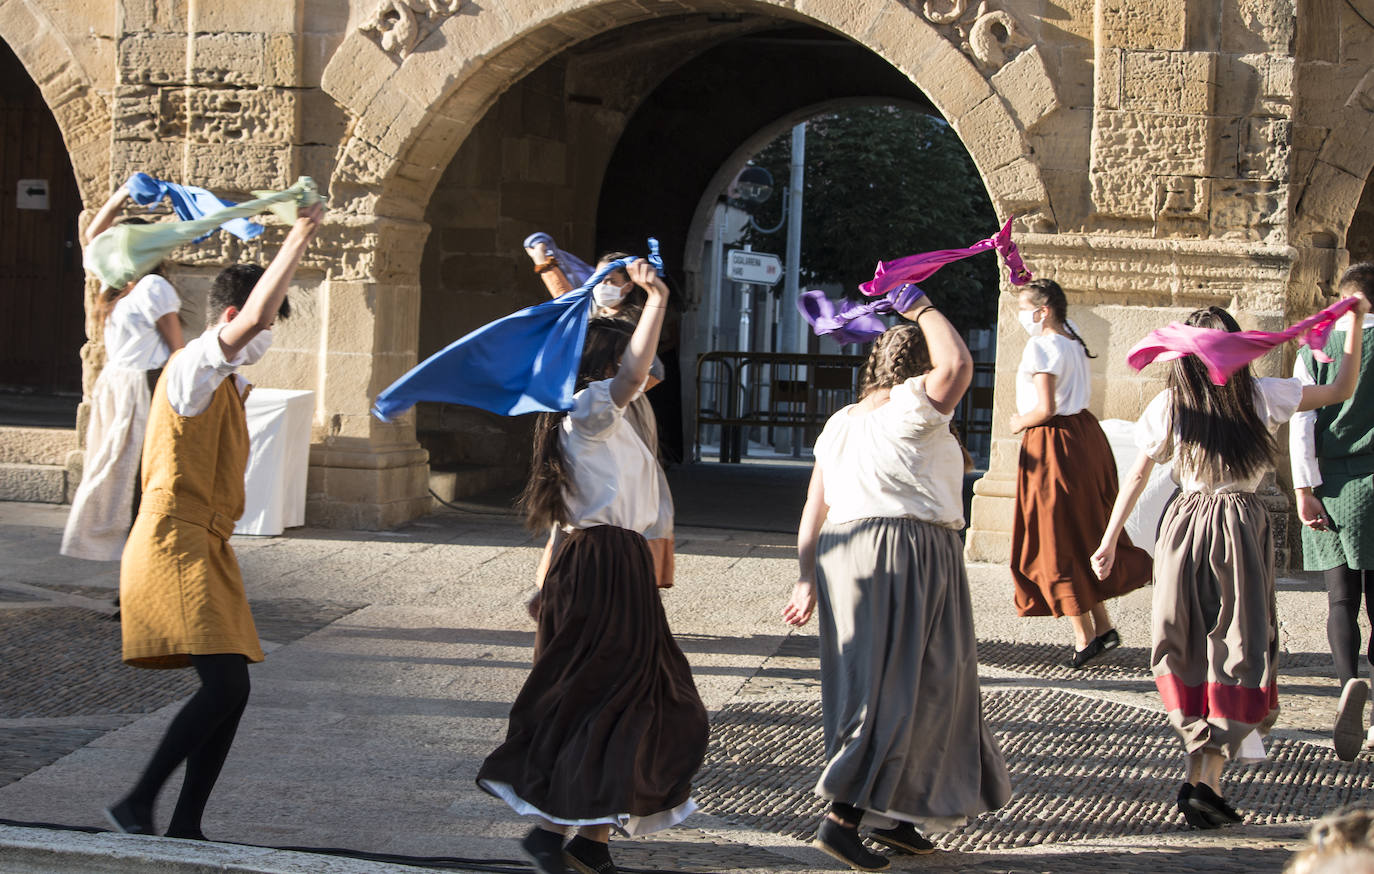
592;280;629;308
1017;308;1042;337
238;329;273;366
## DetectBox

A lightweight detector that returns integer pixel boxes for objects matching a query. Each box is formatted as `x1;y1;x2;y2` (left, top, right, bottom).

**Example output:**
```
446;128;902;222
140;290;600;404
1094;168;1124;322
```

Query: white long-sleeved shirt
1290;313;1374;489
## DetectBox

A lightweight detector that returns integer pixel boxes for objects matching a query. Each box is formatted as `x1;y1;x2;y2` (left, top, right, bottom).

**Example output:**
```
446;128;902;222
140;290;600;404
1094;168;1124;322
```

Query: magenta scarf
1127;297;1360;385
858;216;1032;298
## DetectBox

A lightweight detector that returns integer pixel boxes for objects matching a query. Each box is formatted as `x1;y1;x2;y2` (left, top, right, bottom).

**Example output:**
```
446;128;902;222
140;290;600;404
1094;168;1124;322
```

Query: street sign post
726;249;783;286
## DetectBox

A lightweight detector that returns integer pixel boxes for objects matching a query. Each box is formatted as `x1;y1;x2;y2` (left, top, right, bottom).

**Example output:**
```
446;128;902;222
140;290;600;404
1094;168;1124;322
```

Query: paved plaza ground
0;488;1372;873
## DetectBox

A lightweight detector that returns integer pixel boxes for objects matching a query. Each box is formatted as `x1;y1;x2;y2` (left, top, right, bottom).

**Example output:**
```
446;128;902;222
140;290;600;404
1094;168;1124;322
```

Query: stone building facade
1;0;1372;559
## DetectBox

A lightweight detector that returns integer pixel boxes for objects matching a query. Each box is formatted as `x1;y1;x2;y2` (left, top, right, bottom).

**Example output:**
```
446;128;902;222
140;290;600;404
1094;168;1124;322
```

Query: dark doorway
0;39;85;396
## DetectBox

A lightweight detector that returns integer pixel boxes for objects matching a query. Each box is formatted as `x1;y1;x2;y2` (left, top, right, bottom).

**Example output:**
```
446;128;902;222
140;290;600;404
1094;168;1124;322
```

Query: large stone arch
316;0;1062;527
0;1;110;207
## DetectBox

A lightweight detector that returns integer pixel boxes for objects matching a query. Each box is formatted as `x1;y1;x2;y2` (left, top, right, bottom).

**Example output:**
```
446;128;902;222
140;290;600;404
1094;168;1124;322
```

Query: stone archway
319;0;1062;528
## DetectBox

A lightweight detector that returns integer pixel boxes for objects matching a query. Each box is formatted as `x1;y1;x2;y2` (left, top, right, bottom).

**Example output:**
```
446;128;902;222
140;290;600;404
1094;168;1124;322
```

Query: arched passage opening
0;37;84;409
413;13;1017;505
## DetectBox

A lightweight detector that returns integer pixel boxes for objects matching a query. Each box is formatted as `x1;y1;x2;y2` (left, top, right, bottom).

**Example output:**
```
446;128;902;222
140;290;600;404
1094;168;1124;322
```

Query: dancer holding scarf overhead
476;257;707;874
105;198;324;841
1093;295;1369;829
1009;279;1151;668
524;237;676;590
1290;263;1374;761
62;184;185;563
783;291;1009;872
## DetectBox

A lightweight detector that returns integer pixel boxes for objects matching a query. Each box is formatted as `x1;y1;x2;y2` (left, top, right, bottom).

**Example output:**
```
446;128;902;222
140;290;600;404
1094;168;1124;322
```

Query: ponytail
1025;278;1095;358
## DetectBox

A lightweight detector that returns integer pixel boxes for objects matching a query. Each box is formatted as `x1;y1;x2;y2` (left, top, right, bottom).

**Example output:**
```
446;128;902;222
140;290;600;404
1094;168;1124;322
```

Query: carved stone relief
914;0;1031;71
360;0;469;58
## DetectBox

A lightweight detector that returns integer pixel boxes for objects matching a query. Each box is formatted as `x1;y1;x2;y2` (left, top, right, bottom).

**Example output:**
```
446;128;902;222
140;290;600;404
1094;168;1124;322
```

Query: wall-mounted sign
726;249;783;286
17;179;49;210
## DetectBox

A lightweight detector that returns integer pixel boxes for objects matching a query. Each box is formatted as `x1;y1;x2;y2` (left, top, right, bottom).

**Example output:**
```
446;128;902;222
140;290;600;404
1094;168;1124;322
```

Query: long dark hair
859;324;931;398
517;318;635;531
1168;306;1275;485
1023;278;1095;358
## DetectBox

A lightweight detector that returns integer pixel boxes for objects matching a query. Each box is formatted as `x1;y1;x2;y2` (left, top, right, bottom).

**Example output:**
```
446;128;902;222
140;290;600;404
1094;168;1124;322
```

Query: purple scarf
1127;297;1361;385
798;284;926;345
858;216;1031;298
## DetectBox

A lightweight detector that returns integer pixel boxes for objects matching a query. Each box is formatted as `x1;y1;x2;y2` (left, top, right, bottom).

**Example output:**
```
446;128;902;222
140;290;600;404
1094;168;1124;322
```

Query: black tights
830;801;865;826
122;654;250;838
1326;566;1374;686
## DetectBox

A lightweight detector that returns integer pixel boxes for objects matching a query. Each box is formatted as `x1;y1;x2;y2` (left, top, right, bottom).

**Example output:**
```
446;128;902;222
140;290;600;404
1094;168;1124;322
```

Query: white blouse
1015;331;1090;417
1136;377;1304;494
104;275;180;371
813;375;964;529
561;378;661;534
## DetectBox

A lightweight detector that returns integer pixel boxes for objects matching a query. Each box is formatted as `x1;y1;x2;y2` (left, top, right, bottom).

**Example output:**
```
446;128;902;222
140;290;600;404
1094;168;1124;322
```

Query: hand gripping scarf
85;177;320;290
797;283;926;345
1127;296;1361;385
858;216;1032;299
125;172;265;243
522;231;594;287
372;239;664;421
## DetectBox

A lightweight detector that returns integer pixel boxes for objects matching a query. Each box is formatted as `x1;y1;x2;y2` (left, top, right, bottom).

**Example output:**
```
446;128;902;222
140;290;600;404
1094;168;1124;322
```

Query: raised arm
84;185;130;246
897;300;972;414
1091;450;1156;580
783;463;828;627
218;203;324;360
526;240;574;299
1298;295;1371;412
608;259;668;408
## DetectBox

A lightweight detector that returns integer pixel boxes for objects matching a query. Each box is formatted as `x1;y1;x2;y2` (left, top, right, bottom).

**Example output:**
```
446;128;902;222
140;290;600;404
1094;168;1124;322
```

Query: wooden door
0;39;85;394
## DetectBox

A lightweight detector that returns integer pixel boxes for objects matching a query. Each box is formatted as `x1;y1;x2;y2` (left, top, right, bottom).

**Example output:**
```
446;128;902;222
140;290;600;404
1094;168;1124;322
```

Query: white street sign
726;249;783;286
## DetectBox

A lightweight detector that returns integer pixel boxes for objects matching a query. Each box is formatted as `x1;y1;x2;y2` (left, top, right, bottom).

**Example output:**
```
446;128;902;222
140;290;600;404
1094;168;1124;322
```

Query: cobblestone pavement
0;500;1369;873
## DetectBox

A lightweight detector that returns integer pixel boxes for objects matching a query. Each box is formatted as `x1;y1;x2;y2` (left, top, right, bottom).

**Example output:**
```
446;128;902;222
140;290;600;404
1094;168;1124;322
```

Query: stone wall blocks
111;138;183;181
320;32;399;117
1210;179;1287;245
983;158;1052;222
194;0;301;35
117;33;187;85
1295;159;1366;233
190;32;267;88
185;143;294;190
1097;0;1187;51
953;95;1028;171
116;0;190;33
989;45;1061;132
176;87;302;145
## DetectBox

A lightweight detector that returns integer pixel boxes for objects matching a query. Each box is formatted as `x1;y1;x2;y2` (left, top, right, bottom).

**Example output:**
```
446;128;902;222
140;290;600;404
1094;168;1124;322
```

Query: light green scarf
85;176;320;290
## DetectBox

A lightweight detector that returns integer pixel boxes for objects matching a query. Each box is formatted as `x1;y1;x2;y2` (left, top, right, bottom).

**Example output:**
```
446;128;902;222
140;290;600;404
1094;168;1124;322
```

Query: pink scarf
858;216;1032;298
1127;297;1360;385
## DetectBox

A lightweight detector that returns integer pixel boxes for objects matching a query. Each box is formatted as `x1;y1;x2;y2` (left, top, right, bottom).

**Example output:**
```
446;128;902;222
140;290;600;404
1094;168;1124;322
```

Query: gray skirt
1151;492;1279;759
815;516;1011;830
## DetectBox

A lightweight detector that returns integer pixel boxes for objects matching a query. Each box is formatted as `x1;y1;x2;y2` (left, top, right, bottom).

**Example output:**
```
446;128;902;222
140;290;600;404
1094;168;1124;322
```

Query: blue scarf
125;173;265;242
372;239;663;421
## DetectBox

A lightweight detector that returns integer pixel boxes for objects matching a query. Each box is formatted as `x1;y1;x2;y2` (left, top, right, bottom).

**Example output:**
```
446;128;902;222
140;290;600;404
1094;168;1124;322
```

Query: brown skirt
477;525;708;834
1011;409;1152;617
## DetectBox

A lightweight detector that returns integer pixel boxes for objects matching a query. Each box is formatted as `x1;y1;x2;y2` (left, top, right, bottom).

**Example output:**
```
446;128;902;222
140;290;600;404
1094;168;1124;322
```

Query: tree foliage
740;106;1000;335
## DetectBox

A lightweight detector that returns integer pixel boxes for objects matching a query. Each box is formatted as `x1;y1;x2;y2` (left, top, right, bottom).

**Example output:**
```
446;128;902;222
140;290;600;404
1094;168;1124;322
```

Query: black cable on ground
0;817;705;874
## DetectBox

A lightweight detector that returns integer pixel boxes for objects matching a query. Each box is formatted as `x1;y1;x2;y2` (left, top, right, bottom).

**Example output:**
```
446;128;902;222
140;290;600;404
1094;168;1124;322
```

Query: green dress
1298;325;1374;571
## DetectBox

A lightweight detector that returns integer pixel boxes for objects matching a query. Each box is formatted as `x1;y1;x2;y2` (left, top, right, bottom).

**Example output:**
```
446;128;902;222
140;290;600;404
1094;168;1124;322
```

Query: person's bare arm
1299;295;1371;411
1091;451;1156;580
154;312;184;352
608;259;668;408
1010;372;1057;433
897;301;972;414
217;204;324;360
84;185;130;245
783;464;828;627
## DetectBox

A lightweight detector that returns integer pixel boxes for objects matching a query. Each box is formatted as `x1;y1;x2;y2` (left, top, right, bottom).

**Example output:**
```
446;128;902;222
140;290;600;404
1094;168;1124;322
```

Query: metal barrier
695;351;997;466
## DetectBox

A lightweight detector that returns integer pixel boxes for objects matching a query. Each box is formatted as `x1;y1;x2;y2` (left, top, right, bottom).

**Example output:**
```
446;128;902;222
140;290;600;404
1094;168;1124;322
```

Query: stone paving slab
0;500;1366;873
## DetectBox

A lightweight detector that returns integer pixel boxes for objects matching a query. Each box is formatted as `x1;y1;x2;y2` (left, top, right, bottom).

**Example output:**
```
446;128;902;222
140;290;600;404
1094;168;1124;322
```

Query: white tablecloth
237;388;314;536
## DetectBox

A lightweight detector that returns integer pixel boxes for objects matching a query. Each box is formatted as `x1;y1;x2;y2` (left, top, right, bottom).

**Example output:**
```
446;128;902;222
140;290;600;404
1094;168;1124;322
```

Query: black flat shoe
1176;783;1218;829
104;799;153;835
814;817;889;872
520;826;569;874
563;835;617;874
868;822;935;854
1096;628;1121;651
1066;637;1105;669
1188;782;1242;825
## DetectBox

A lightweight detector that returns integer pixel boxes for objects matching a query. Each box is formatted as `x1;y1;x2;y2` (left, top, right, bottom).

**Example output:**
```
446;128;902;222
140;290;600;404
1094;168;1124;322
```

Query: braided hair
859;324;931;398
1023;278;1095;358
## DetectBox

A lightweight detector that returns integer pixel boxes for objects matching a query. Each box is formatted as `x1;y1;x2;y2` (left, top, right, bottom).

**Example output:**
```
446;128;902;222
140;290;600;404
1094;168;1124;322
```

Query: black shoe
1176;783;1219;830
104;799;153;835
520;826;569;874
1095;628;1121;651
814;817;889;872
163;828;207;841
1066;637;1105;669
868;822;935;854
564;835;618;874
1188;782;1242;825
